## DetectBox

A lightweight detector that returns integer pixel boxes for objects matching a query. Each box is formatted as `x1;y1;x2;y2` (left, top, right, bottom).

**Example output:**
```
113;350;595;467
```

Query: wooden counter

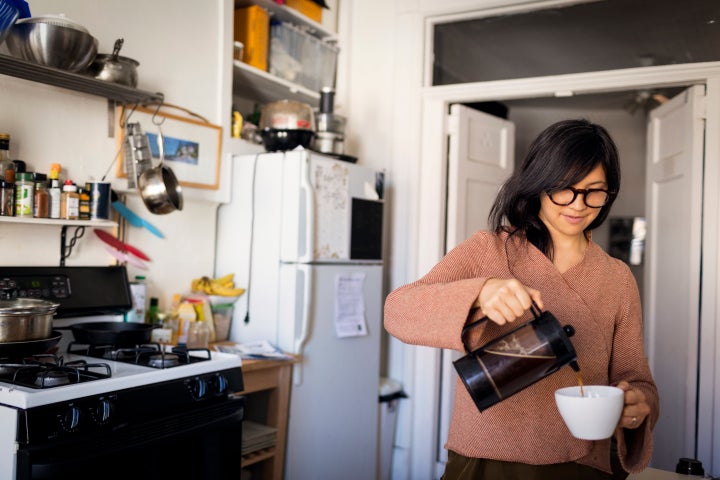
237;357;295;480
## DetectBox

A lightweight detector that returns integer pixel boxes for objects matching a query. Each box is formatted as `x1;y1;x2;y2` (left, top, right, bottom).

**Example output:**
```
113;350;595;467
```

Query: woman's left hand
616;380;651;429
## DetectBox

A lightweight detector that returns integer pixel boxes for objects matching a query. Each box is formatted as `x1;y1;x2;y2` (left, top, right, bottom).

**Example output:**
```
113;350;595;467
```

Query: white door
644;85;706;470
435;104;515;476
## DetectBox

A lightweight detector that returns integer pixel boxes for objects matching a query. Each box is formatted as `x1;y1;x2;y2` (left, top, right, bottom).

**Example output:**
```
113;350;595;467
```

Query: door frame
409;64;720;477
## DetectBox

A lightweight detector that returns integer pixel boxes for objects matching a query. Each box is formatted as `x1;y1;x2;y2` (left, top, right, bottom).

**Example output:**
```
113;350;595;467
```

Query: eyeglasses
546;187;613;208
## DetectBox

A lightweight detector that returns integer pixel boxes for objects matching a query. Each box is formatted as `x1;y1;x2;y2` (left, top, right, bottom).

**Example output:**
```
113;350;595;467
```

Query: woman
384;119;658;479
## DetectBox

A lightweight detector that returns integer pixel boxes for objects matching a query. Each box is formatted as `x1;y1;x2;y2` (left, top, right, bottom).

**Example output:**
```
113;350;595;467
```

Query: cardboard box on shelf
234;5;269;71
285;0;322;23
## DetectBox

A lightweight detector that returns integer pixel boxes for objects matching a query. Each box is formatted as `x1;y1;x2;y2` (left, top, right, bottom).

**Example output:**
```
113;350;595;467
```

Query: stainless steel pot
86;38;139;87
0;298;59;343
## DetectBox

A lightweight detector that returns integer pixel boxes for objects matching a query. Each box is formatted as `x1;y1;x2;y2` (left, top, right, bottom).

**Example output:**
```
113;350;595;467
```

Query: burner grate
67;342;212;368
0;355;112;389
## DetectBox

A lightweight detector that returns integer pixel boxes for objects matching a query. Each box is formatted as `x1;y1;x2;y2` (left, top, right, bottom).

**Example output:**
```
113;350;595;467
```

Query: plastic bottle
33;173;49;218
14;172;34;217
0;134;15;184
60;180;79;220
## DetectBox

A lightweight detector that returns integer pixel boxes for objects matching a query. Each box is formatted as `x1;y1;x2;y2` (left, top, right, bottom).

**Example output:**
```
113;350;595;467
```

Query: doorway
412;65;720;479
437;86;693;473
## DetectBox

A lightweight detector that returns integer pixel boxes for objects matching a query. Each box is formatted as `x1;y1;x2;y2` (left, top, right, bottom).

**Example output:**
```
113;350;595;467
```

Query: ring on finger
631;416;638;426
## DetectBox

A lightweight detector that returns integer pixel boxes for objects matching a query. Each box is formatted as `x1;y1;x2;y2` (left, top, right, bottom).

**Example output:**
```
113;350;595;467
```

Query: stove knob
59;404;81;432
209;373;229;396
187;377;208;401
91;397;114;425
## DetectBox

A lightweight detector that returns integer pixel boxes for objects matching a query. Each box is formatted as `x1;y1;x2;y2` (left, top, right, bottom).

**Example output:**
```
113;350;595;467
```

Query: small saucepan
137;125;183;215
86;38;139;87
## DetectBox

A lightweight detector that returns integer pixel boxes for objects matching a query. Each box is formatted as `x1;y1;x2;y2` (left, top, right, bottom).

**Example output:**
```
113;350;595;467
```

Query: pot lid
17;14;90;33
0;298;60;315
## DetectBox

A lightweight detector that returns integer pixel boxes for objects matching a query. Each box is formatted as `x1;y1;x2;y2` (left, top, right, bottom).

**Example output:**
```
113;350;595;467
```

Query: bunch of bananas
191;273;246;297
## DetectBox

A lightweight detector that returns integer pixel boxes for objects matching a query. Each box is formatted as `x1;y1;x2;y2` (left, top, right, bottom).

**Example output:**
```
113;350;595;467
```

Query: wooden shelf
0;54;163;105
0;216;116;228
242;446;277;468
234;356;295;480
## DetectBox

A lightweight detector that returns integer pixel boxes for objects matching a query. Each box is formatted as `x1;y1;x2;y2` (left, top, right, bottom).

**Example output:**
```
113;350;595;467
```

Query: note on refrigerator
334;272;368;338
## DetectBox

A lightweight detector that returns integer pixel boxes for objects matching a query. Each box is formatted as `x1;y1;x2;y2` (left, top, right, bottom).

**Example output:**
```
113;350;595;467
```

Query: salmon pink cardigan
384;231;659;474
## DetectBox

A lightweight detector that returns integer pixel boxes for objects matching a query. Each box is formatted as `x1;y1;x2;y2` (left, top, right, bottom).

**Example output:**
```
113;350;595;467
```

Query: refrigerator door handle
293;264;314;385
298;155;316;264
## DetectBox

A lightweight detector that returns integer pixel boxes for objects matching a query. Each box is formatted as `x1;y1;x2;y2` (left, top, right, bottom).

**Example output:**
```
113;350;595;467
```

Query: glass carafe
453;304;579;412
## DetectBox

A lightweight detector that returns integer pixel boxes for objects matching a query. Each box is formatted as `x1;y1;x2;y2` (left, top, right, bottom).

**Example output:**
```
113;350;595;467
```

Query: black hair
488;119;620;258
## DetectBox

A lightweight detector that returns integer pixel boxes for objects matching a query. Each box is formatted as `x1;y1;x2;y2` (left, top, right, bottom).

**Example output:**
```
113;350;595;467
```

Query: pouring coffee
453;303;579;412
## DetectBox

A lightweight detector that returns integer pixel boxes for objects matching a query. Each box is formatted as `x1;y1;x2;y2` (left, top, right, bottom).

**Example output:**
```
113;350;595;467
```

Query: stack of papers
242;421;277;455
213;340;293;360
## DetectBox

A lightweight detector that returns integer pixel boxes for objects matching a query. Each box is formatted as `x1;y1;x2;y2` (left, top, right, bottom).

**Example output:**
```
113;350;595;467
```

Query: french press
453;303;579;412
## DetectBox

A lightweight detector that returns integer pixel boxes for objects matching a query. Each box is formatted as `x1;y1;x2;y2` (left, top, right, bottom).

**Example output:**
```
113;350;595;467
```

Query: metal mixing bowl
5;17;98;72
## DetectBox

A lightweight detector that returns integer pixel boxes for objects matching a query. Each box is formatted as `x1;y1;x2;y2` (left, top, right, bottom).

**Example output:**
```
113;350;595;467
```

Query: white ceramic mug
555;385;624;440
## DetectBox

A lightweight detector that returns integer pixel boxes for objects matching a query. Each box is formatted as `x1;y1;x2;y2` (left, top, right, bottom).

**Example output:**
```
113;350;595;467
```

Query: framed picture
117;106;222;190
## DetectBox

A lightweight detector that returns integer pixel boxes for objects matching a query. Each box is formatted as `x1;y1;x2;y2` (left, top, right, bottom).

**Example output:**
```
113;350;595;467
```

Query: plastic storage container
269;21;338;92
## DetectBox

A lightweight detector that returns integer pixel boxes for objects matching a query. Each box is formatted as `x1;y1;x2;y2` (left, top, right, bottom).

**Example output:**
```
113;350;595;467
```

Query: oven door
15;394;244;480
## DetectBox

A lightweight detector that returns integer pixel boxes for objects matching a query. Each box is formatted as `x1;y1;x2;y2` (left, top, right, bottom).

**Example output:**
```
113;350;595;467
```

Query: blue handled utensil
111;190;165;238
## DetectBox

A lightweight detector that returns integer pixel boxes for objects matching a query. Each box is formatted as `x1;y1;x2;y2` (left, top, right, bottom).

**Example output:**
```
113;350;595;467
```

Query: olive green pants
442;450;629;480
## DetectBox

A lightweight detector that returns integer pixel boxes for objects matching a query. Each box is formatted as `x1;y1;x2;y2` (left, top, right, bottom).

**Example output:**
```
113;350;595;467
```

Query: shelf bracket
59;225;86;267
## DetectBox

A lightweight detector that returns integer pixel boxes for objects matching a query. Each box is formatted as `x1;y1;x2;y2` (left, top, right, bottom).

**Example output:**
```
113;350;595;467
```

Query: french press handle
459;301;543;353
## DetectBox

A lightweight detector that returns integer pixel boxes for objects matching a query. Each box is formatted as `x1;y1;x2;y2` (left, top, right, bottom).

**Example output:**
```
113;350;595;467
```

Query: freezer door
278;263;383;480
280;151;384;263
217;152;286;345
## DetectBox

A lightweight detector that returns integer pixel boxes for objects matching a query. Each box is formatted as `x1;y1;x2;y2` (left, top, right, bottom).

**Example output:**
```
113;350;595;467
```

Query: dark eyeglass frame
545;187;615;208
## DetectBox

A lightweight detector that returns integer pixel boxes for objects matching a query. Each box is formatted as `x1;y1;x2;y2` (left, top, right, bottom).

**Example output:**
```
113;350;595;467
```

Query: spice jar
14;172;34;217
60;180;79;220
0;180;14;216
33;173;49;218
78;185;90;220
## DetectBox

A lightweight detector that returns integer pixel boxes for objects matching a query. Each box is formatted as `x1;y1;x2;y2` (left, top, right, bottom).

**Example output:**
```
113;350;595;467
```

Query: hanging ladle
136;121;183;214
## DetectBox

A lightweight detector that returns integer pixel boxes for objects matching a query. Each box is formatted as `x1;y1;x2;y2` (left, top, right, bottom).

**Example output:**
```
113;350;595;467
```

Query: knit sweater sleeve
384;231;499;351
611;264;660;473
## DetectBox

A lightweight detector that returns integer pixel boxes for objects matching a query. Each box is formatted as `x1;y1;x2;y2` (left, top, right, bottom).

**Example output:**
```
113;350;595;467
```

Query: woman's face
538;163;608;242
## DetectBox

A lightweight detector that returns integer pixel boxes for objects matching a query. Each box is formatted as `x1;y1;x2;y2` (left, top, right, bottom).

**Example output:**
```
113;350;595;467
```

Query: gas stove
0;266;245;480
0;347;243;410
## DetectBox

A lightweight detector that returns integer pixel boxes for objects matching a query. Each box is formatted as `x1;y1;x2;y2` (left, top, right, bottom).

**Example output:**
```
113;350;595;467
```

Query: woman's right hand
474;278;543;325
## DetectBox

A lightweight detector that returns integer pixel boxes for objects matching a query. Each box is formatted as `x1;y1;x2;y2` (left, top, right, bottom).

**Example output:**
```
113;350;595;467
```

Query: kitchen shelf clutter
0;54;164;105
232;0;337;110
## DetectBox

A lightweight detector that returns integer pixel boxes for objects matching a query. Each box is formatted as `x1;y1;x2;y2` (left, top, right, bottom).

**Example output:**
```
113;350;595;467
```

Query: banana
209;284;246;297
212;273;235;287
191;274;245;297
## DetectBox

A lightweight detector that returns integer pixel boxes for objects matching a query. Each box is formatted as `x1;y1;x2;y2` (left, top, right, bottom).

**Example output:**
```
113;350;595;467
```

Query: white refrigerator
215;150;385;480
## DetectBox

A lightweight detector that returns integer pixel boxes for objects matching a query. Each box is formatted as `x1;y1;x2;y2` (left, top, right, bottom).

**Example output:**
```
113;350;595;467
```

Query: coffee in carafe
453;303;579;412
